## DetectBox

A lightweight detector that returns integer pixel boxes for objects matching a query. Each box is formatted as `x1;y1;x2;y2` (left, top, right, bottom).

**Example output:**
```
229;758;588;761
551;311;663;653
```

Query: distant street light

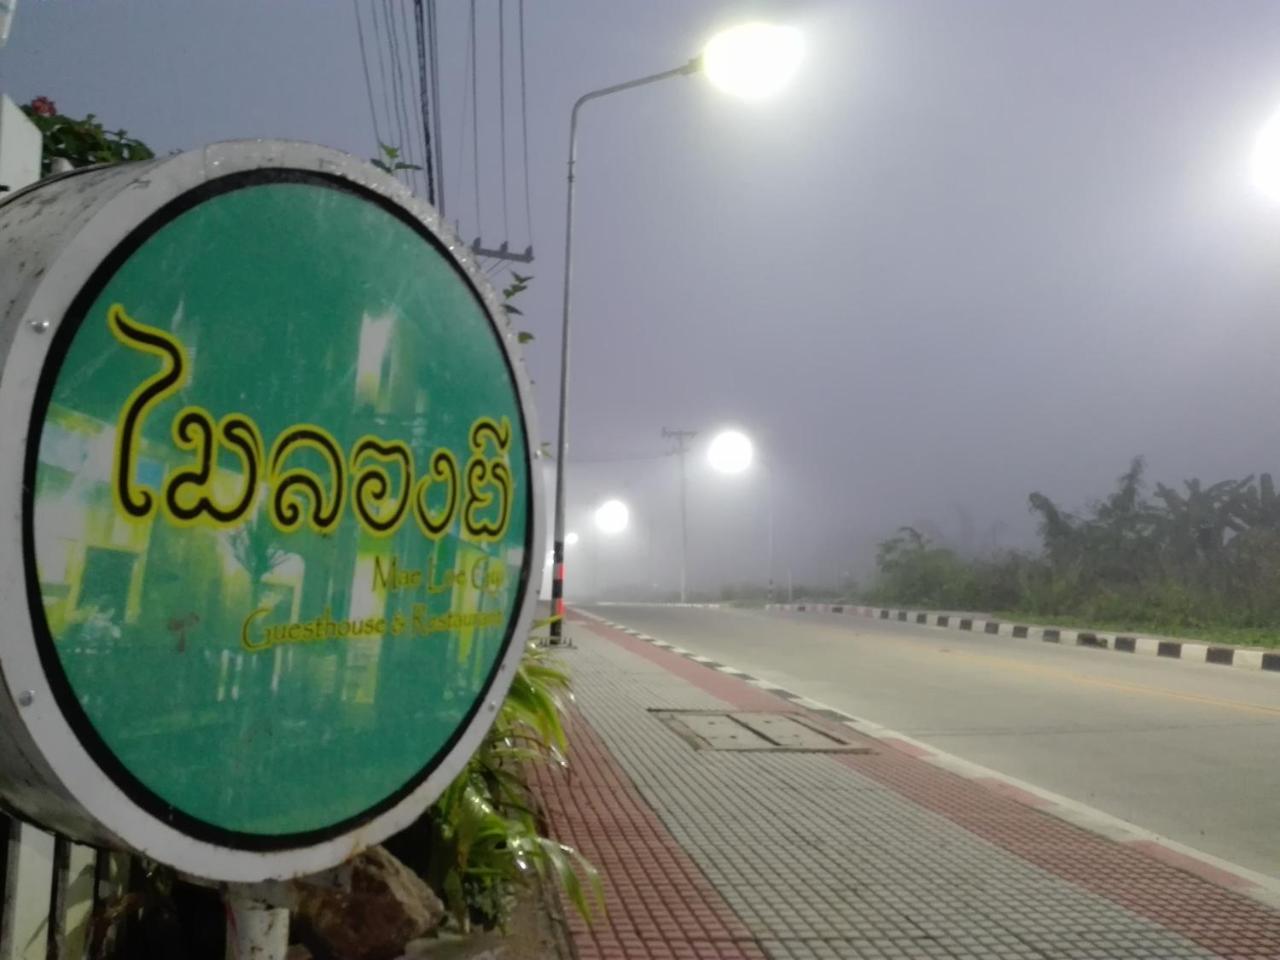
594;499;631;536
707;429;755;475
1253;107;1280;201
708;428;777;603
548;23;804;642
565;531;580;547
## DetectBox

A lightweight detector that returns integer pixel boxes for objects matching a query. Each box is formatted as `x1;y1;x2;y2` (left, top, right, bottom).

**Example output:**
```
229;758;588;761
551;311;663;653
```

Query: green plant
20;97;155;176
370;142;421;174
499;272;536;344
417;641;602;931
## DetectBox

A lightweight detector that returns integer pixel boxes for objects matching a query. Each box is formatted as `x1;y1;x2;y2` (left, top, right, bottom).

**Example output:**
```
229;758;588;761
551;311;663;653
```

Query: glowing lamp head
701;22;804;101
593;499;630;535
1254;107;1280;202
565;531;580;547
707;429;755;475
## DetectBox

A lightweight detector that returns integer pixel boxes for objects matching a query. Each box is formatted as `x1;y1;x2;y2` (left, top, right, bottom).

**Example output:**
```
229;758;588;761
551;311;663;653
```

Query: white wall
0;94;41;196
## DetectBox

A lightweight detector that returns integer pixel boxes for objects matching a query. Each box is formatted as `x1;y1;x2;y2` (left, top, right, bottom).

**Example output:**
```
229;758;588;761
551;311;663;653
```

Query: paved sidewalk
530;614;1280;960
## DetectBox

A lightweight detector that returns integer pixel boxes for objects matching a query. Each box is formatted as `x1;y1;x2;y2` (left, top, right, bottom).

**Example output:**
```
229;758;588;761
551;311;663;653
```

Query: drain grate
651;710;872;753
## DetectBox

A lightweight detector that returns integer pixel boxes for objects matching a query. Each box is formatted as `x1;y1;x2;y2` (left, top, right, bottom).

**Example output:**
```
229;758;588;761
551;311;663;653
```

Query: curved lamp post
549;24;804;641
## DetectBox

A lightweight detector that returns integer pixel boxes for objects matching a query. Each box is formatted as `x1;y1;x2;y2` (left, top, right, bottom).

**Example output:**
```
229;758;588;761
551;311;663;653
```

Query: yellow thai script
108;304;515;542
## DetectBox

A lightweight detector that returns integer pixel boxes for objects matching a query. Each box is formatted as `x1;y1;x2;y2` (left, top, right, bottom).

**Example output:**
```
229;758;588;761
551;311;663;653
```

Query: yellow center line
933;646;1280;719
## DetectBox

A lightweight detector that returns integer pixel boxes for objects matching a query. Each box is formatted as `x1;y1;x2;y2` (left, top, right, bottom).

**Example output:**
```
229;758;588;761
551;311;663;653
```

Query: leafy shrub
390;640;602;932
867;459;1280;634
20;97;154;175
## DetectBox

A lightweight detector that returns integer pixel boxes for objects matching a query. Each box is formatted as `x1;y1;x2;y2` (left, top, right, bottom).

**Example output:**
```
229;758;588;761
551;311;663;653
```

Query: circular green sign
26;171;532;846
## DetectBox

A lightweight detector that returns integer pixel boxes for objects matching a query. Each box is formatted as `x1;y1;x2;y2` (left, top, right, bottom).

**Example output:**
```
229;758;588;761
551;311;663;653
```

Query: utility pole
662;428;697;603
0;0;17;48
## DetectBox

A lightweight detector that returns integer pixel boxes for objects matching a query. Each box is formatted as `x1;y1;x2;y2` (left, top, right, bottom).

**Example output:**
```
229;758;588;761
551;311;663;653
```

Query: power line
414;0;438;207
387;1;414;190
352;1;385;152
452;3;473;225
469;0;482;234
518;0;534;244
369;0;399;157
427;0;446;215
498;0;509;240
396;0;428;196
385;0;419;191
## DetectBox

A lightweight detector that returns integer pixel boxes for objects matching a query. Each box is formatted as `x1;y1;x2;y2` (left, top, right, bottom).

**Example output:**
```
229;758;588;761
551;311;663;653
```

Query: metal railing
0;813;129;960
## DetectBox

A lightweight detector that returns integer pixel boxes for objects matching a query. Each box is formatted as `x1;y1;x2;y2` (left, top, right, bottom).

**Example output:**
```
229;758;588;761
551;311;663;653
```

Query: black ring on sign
20;168;534;851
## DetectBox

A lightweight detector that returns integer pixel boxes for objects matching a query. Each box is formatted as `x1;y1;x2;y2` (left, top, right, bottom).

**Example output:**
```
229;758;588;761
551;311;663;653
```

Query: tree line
868;457;1280;629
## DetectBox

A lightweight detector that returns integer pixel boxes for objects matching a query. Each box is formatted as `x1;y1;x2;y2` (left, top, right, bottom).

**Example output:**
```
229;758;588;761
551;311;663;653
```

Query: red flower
29;96;57;118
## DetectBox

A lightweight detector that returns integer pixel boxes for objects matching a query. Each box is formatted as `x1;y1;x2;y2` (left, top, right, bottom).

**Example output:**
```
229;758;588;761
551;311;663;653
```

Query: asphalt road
580;602;1280;879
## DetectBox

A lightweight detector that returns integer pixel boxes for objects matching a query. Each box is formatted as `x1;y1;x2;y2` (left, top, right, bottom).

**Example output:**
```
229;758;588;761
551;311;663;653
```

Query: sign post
0;141;542;909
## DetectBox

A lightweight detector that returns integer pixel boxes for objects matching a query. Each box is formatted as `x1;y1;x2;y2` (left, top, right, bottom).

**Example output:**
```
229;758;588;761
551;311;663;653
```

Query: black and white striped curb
766;603;1280;674
574;608;1280;910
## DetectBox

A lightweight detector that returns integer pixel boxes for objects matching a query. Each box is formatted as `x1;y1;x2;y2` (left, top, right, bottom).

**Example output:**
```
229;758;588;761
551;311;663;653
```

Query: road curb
765;602;1280;675
577;607;1280;913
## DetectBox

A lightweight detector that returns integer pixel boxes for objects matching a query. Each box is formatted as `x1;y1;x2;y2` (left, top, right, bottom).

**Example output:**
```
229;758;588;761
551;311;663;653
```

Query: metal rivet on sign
28;318;50;333
17;690;33;707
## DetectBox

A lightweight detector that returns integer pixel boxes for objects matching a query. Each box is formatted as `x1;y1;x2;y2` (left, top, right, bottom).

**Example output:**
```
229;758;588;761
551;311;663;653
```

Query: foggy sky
7;1;1280;594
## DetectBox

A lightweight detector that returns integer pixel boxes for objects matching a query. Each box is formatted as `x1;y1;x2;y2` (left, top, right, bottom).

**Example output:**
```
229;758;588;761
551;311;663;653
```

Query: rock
295;846;446;960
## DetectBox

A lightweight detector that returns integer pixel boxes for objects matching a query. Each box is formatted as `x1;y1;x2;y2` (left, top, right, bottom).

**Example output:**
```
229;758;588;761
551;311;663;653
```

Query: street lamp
548;23;804;643
707;429;754;474
707;428;777;603
593;499;631;536
703;23;804;101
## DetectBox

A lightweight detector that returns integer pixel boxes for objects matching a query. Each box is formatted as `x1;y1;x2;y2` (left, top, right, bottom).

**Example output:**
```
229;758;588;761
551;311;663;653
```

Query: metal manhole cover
651;710;872;753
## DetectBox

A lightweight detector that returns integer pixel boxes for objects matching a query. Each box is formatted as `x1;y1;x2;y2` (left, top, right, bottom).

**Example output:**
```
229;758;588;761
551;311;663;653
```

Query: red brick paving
529;696;767;959
575;614;1280;959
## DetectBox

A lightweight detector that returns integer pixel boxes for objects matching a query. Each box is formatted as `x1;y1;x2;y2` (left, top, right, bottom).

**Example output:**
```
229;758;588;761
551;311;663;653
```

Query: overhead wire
396;0;428;196
412;0;437;206
452;2;473;229
369;1;399;159
518;0;534;246
384;0;419;191
469;0;483;237
352;2;385;153
427;0;446;215
399;0;430;197
498;0;509;240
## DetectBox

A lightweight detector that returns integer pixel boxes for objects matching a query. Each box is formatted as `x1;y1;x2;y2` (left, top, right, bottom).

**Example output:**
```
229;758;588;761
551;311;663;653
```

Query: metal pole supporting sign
0;141;544;949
